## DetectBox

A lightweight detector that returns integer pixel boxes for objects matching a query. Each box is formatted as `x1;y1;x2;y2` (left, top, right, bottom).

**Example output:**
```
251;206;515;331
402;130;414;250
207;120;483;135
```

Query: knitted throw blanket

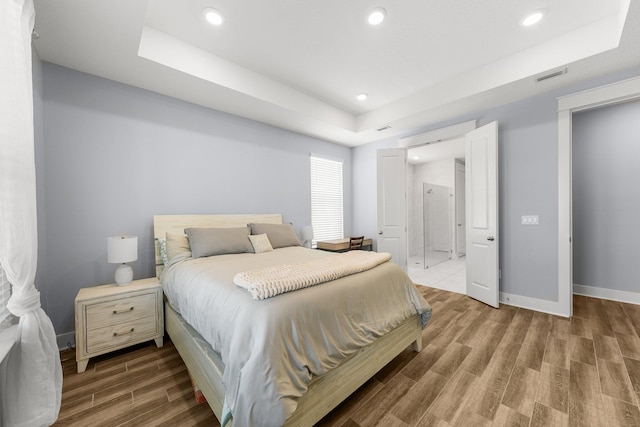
234;251;392;300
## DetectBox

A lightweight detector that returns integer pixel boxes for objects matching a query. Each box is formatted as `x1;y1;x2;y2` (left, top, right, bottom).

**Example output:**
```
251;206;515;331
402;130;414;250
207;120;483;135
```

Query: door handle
487;236;495;241
378;231;383;235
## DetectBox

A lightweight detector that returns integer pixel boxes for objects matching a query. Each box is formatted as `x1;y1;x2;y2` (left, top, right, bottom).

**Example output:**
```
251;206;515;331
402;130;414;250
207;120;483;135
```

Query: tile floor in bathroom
408;256;466;294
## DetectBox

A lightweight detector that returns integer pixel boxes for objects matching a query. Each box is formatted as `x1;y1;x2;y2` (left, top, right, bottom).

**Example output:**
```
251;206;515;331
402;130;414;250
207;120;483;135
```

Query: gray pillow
184;227;253;258
248;223;301;249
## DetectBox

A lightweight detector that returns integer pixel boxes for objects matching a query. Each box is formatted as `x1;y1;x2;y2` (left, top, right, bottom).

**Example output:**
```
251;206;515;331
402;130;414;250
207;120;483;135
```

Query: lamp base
114;264;133;286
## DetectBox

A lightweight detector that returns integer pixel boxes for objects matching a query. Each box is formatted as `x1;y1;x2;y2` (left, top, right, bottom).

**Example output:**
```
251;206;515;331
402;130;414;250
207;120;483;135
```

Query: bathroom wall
408;159;457;258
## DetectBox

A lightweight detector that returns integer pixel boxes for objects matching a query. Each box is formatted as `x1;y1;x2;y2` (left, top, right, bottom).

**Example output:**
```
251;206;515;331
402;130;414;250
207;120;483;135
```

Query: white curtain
0;0;62;426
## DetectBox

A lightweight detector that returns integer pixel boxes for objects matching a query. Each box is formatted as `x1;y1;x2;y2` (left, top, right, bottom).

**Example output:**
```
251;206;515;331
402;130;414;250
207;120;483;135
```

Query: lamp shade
107;236;138;264
301;225;314;241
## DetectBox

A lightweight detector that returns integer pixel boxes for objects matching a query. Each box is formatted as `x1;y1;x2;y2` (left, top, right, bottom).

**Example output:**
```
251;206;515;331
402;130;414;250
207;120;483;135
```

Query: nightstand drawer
86;293;157;330
86;315;158;354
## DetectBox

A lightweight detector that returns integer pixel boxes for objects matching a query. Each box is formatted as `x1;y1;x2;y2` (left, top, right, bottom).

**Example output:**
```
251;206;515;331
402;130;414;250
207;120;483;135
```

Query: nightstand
74;277;164;373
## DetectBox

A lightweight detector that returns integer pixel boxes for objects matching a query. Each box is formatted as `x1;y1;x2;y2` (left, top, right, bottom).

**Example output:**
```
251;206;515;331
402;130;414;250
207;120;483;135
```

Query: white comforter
162;247;431;426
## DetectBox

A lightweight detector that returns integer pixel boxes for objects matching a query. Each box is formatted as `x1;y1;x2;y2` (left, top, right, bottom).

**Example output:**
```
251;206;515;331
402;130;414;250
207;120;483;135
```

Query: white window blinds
310;155;344;243
0;262;11;330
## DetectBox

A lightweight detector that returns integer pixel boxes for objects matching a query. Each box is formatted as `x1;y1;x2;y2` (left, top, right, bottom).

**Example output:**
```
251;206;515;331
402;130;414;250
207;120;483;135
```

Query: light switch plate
522;215;539;225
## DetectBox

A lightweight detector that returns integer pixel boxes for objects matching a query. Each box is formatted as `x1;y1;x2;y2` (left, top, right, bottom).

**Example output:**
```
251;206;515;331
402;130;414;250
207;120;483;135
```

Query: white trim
573;284;640;305
557;109;572;318
499;292;569;318
557;75;640;112
557;74;640;319
399;120;477;148
0;324;19;364
56;331;75;352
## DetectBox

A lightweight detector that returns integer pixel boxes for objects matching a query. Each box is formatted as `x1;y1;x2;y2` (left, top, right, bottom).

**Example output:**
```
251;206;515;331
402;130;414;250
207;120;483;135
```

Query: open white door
465;122;499;308
377;148;407;270
455;162;466;257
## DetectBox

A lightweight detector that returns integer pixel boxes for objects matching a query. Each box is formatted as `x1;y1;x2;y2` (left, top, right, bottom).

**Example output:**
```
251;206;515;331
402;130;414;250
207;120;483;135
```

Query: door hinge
499;269;502;279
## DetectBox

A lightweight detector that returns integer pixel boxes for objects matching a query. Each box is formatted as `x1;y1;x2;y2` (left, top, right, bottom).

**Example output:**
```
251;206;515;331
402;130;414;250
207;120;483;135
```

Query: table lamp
107;235;137;285
301;225;314;248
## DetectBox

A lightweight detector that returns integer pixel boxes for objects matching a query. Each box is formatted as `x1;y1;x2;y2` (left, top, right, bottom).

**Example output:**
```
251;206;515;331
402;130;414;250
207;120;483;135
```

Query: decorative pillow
248;223;301;249
166;232;192;265
185;227;253;258
157;237;168;266
248;233;274;254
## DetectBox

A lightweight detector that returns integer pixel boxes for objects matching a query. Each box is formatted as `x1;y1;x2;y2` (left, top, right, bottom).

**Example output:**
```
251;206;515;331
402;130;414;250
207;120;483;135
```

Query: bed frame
154;214;423;426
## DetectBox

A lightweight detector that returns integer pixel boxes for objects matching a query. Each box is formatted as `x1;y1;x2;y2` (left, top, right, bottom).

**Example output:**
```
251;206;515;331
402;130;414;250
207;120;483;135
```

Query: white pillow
249;233;274;254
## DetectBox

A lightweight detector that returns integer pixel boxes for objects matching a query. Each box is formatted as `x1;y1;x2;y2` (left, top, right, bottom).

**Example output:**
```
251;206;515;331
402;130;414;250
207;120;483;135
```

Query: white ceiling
32;0;640;147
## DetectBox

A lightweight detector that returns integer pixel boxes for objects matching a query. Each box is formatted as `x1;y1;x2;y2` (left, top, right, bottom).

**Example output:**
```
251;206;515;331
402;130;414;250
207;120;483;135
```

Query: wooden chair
349;236;364;250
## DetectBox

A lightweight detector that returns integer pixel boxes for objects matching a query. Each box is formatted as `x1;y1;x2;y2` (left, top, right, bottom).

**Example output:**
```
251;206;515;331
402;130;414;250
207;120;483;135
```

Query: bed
154;214;431;426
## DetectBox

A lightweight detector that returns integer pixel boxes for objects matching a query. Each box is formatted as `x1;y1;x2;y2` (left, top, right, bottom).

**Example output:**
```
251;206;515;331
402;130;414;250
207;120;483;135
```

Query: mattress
161;246;431;426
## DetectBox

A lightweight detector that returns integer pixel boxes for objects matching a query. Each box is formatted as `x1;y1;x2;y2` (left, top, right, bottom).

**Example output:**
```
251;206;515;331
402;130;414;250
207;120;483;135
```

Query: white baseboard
57;331;75;352
499;292;570;318
573;283;640;305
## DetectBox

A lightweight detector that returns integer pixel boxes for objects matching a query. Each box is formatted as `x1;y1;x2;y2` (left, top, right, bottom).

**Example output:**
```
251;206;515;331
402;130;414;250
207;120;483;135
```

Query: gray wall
572;100;640;292
352;66;640;303
33;58;640;336
38;63;352;337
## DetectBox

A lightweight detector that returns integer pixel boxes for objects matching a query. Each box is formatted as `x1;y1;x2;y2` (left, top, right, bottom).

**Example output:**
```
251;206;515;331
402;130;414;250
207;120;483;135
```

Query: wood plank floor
55;287;640;426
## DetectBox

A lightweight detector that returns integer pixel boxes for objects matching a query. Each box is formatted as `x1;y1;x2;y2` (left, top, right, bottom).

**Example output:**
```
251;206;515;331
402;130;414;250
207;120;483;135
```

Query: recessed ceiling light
412;156;420;160
368;8;386;26
356;93;368;101
520;9;545;27
203;8;225;26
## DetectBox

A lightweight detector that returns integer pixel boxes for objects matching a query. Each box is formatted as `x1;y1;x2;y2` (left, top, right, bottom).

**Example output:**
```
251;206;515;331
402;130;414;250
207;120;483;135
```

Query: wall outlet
521;215;539;225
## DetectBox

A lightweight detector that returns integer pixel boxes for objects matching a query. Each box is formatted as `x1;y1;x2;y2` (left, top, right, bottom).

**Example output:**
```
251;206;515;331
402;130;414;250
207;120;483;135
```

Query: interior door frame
455;161;466;258
557;75;640;318
403;124;476;265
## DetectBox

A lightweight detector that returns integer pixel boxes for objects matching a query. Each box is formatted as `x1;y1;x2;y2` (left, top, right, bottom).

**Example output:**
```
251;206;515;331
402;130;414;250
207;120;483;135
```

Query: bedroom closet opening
571;98;640;302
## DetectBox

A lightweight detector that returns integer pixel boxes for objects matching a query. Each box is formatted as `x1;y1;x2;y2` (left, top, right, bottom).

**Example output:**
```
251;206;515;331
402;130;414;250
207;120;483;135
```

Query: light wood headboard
153;214;283;278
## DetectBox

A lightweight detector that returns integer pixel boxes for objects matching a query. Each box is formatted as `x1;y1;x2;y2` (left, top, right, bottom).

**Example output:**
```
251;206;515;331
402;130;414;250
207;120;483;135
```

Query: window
0;262;11;330
310;155;344;244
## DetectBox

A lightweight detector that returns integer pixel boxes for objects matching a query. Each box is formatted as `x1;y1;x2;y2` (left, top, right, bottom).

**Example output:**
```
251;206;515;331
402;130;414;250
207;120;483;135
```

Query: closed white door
455;162;466;257
377;148;407;270
465;122;499;308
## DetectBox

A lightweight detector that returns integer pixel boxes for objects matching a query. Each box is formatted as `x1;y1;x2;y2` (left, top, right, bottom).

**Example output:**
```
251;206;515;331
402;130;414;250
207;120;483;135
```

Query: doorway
557;75;640;317
406;141;466;293
380;121;499;306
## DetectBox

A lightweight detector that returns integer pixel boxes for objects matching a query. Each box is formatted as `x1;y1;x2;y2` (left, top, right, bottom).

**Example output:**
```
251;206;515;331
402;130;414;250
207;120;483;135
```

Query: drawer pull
113;328;134;337
113;307;134;314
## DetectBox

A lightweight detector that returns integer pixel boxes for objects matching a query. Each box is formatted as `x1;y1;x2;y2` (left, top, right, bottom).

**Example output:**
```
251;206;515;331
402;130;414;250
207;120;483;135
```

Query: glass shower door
423;183;451;268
